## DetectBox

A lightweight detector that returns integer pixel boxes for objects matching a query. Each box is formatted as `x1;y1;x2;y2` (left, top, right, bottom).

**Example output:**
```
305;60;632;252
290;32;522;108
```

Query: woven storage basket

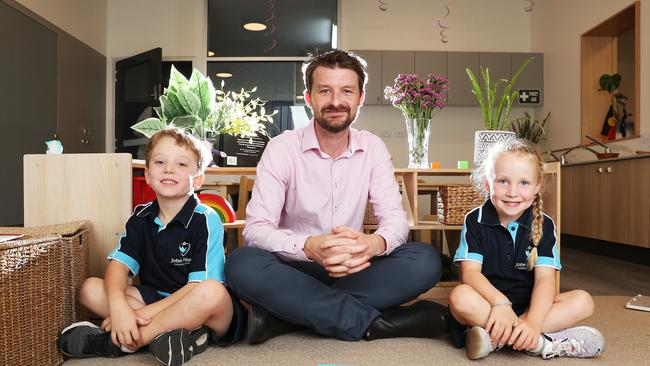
437;185;485;225
363;202;378;225
0;234;66;366
0;220;89;325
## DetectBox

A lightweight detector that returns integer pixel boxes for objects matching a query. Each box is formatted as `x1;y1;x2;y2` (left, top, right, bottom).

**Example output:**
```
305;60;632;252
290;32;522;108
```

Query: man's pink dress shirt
243;121;409;261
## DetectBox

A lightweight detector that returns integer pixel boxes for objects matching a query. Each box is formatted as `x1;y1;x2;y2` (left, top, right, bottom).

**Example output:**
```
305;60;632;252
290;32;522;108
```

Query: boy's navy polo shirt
454;199;561;305
107;194;225;297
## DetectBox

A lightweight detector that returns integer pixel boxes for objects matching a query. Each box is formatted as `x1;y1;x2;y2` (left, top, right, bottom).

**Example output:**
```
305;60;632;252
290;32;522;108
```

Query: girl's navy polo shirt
107;194;224;297
454;199;561;305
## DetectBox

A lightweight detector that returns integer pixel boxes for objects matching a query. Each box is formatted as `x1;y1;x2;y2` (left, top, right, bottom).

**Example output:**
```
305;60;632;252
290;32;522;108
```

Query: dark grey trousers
225;242;442;341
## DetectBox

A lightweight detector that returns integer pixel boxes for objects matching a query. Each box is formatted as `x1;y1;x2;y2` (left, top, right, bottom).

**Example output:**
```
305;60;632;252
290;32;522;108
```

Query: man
225;50;449;344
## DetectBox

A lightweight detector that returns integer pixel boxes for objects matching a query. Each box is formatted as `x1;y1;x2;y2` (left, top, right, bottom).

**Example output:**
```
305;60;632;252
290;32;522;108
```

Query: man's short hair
302;50;367;94
144;127;211;174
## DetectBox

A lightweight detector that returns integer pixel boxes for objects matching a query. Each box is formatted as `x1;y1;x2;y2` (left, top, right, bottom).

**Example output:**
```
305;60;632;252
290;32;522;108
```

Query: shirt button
334;206;339;211
506;254;512;260
510;227;516;231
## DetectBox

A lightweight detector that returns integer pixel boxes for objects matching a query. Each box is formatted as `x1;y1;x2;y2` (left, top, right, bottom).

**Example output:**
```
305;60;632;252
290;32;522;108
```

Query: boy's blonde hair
144;127;212;174
471;139;545;271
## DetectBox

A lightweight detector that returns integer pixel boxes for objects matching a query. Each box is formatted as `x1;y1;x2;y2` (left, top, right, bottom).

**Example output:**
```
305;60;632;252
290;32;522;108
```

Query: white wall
532;0;650;163
341;0;535;168
16;0;107;54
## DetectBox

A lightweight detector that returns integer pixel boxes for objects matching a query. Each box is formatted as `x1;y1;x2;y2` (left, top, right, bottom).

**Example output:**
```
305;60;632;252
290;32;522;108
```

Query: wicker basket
437;185;485;225
0;221;89;325
363;202;378;225
0;234;66;366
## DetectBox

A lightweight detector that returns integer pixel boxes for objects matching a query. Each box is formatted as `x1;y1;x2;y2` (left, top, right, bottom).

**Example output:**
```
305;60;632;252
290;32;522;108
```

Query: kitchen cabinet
352;50;415;105
414;51;447;79
447;52;479;106
415;51;448;100
353;50;543;107
58;32;107;153
512;52;544;105
562;156;649;248
380;51;414;105
351;50;382;105
480;52;511;83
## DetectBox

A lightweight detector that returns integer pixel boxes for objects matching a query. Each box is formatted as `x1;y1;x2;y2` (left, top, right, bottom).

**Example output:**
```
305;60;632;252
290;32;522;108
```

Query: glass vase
404;118;432;169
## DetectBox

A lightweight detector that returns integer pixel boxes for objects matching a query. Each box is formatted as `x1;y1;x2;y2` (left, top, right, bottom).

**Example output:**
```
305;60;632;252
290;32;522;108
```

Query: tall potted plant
466;56;533;165
131;66;276;160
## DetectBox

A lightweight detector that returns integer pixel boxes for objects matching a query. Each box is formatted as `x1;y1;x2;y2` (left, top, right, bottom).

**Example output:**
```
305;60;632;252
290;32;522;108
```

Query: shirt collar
478;199;533;230
301;119;364;157
136;194;199;228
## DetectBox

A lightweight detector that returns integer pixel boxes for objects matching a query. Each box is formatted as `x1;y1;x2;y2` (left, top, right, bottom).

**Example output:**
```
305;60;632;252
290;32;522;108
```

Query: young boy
58;128;245;366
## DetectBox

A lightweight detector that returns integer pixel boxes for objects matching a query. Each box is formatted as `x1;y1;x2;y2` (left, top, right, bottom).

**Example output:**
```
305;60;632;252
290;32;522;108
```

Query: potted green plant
131;65;276;147
509;111;550;145
466;56;533;165
598;73;628;139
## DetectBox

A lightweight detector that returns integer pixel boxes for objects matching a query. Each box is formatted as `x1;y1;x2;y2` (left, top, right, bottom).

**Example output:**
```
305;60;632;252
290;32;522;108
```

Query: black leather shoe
365;300;450;340
247;304;301;345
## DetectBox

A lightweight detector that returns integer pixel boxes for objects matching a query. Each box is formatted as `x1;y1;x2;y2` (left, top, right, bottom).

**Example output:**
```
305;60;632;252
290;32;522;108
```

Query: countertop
561;153;650;167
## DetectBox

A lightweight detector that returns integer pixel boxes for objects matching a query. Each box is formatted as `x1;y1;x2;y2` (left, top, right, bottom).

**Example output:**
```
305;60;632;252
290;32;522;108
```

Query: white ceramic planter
473;130;517;166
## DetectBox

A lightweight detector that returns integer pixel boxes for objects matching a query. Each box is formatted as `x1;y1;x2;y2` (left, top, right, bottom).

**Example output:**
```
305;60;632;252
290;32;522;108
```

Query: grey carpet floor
65;296;649;366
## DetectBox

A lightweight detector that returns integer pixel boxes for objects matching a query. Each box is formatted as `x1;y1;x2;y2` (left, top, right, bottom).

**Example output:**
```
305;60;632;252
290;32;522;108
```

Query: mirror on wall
580;1;640;144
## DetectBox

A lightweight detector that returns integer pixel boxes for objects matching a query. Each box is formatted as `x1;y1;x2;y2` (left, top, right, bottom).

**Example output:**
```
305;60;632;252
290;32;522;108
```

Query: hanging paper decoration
438;2;450;44
264;0;277;52
523;0;535;12
378;0;388;12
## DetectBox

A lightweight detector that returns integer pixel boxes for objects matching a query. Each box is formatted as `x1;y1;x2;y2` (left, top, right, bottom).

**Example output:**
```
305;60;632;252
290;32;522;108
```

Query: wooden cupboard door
562;158;650;248
612;159;650;247
592;162;616;241
562;164;598;237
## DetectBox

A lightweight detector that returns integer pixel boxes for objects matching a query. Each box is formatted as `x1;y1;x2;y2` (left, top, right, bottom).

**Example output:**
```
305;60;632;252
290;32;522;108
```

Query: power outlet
396;131;405;138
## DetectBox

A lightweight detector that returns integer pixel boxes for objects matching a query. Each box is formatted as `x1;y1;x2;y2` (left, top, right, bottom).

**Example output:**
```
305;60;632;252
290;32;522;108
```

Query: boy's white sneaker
465;326;496;360
539;326;605;359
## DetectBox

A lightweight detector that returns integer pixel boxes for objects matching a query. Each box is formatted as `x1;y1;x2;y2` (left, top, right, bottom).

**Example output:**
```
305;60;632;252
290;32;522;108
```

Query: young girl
449;139;605;360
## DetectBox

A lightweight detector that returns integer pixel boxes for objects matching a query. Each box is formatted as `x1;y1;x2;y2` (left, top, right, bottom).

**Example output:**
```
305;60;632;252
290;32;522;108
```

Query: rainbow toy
197;193;236;223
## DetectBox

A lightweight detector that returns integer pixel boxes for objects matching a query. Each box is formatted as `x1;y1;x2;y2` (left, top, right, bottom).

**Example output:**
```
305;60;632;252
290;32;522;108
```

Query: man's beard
314;105;356;133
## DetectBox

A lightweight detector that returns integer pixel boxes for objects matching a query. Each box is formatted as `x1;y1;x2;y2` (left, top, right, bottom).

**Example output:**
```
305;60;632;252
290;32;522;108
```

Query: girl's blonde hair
471;139;545;271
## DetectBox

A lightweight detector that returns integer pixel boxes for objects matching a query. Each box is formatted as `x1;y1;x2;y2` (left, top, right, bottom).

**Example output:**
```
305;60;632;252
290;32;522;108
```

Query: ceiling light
208;51;215;56
243;22;267;31
331;24;338;49
295;95;304;100
216;72;233;78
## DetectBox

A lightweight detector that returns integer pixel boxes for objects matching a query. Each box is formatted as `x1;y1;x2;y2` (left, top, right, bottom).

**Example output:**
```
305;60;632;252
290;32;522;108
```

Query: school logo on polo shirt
179;241;191;256
170;241;192;266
